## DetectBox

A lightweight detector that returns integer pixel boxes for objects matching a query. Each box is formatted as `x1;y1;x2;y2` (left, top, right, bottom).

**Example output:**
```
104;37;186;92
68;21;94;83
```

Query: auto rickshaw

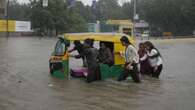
49;33;135;80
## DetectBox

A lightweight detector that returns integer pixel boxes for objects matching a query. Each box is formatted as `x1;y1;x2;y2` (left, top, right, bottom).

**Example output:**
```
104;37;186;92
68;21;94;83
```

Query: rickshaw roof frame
64;32;134;43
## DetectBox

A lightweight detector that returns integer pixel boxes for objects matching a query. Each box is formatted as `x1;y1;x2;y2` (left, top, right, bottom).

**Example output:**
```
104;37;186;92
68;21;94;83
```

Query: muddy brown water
0;37;195;110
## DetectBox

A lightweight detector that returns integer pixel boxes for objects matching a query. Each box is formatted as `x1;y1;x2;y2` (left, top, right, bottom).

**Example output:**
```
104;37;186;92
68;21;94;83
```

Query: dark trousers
140;60;152;75
118;63;141;83
86;66;101;83
82;57;87;67
151;64;163;78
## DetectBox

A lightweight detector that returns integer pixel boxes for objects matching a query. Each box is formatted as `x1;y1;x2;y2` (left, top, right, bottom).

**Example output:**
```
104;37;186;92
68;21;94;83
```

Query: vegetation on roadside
4;0;195;36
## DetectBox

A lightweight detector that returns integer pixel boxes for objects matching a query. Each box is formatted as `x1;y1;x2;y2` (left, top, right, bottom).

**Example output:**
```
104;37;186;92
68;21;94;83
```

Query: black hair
84;38;94;47
139;42;144;47
74;40;81;46
144;41;155;51
144;41;162;57
99;41;106;46
120;36;130;44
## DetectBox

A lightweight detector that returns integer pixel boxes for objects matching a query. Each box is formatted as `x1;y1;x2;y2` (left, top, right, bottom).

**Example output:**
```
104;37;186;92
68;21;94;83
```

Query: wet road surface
0;37;195;110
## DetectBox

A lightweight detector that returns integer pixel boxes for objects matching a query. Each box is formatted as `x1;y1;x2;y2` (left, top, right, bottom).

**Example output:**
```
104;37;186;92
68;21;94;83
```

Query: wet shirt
147;49;163;67
83;47;99;69
125;45;139;64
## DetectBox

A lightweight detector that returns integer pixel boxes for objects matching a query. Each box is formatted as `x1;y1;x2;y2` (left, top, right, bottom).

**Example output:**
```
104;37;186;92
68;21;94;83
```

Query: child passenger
144;41;163;78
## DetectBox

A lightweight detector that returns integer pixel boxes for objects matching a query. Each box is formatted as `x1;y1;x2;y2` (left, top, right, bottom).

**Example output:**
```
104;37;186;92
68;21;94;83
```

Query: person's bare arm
68;48;75;53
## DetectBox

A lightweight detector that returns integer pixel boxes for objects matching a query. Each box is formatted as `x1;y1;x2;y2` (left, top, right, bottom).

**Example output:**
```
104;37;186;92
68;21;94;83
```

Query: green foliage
121;2;134;20
95;0;124;20
8;0;30;20
73;0;125;21
73;1;95;22
6;0;195;35
8;0;87;35
29;0;87;35
140;0;195;35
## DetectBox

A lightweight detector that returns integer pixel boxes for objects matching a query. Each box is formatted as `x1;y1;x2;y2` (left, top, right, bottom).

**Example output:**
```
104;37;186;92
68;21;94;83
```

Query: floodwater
0;36;195;110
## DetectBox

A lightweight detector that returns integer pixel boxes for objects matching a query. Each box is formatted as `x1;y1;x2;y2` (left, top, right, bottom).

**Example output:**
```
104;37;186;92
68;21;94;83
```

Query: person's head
73;40;81;46
144;41;155;51
120;36;130;46
145;41;162;57
139;43;145;50
89;39;94;47
100;42;106;49
84;38;94;48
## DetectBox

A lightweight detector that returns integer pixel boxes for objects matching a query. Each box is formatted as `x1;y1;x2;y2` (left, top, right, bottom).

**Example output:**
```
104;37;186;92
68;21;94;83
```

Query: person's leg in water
129;63;141;83
86;69;96;83
118;63;141;83
118;64;130;81
82;56;87;67
152;64;163;78
95;66;101;81
86;66;101;83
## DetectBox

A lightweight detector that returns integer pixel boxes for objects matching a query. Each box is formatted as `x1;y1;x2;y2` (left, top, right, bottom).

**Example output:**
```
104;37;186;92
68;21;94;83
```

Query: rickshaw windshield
54;40;66;56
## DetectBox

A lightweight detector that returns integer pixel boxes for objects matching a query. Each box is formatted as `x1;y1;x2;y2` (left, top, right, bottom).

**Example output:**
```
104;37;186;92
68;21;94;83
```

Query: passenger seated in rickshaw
68;40;87;67
98;42;114;66
73;39;101;83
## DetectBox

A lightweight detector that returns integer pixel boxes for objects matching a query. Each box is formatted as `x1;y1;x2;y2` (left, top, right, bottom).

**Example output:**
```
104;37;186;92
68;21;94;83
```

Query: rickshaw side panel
114;43;126;65
49;33;136;80
100;64;123;80
50;53;69;79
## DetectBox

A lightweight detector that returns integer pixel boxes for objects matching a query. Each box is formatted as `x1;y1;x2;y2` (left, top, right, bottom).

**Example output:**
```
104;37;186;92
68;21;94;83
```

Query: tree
121;2;134;20
6;0;195;36
8;0;31;20
140;0;195;35
29;0;87;35
95;0;123;20
73;1;95;22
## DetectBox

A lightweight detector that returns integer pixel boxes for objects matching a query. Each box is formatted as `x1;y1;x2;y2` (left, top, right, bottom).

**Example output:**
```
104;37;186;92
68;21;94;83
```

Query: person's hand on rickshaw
69;54;82;59
118;51;125;58
126;64;133;70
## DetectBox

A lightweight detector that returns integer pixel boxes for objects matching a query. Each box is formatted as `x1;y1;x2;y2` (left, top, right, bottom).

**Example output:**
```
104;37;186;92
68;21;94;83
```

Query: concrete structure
0;20;31;32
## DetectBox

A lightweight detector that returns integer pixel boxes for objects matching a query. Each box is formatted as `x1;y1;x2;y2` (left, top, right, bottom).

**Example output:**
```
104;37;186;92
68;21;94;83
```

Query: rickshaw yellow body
65;33;135;65
49;33;136;79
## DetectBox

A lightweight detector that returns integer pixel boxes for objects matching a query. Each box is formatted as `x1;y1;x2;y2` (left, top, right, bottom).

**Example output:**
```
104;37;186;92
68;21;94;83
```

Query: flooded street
0;36;195;110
